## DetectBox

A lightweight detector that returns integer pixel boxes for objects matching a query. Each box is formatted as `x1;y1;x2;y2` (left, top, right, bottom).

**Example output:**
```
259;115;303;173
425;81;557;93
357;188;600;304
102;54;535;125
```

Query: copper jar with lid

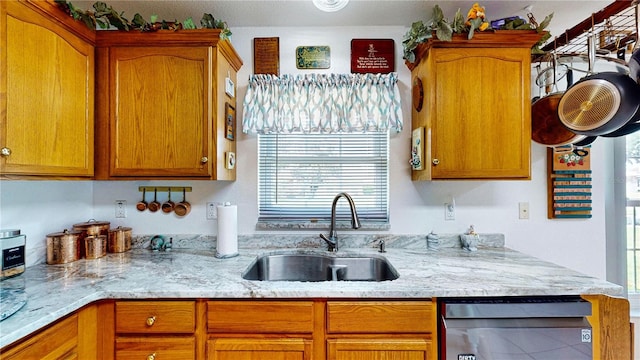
46;229;81;264
85;235;107;259
108;226;132;253
72;220;110;258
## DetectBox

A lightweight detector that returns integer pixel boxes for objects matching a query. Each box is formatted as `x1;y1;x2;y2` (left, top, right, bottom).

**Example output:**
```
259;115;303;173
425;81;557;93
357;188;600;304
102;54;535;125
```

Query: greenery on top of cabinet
54;0;232;39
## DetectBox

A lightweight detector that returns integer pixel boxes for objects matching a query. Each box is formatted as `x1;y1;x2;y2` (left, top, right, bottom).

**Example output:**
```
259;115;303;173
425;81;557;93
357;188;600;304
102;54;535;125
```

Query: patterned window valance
241;72;403;134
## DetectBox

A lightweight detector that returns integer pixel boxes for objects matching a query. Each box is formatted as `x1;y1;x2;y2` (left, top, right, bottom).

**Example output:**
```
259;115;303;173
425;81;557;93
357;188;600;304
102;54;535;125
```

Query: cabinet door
327;339;431;360
413;46;532;180
107;46;211;177
1;313;79;360
115;337;196;360
1;1;94;177
207;338;313;360
431;47;530;179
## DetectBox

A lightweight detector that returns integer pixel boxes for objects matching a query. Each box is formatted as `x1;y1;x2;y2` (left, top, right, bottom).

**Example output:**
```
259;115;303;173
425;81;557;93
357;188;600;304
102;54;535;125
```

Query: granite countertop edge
0;233;624;349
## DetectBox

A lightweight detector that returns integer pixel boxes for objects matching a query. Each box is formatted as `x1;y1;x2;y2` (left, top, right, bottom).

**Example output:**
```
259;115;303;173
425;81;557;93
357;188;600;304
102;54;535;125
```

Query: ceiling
71;0;617;44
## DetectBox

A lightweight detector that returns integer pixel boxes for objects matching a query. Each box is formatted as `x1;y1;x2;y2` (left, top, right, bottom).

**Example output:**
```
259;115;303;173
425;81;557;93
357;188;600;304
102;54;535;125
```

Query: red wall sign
350;39;395;74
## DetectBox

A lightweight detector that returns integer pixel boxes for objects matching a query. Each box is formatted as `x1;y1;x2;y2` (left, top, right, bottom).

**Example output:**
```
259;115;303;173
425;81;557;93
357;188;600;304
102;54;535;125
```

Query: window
258;132;388;224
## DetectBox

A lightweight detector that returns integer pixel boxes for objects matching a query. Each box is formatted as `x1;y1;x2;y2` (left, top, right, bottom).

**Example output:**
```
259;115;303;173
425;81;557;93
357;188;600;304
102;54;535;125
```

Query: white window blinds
258;133;389;222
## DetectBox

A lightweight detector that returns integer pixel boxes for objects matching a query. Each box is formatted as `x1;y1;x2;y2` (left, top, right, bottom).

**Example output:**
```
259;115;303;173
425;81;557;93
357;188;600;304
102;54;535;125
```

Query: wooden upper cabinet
0;1;94;178
409;32;543;180
95;30;242;180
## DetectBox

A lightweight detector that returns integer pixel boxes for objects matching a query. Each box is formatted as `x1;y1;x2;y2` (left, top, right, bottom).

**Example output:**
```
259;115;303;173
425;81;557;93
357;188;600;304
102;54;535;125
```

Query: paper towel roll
216;204;238;258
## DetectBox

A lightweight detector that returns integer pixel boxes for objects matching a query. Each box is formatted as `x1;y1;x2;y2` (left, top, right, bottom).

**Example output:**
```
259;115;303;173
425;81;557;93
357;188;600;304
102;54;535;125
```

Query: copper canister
107;226;132;253
72;220;110;258
85;235;107;259
46;229;81;264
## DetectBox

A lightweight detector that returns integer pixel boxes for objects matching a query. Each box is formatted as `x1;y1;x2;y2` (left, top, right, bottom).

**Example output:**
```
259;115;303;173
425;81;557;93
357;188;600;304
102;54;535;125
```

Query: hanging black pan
629;48;640;85
557;71;640;136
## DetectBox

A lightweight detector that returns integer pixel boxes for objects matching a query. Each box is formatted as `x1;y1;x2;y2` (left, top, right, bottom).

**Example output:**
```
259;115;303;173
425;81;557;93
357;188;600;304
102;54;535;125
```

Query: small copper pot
161;191;175;213
136;188;148;212
108;226;132;253
174;189;191;217
46;229;81;264
148;189;161;213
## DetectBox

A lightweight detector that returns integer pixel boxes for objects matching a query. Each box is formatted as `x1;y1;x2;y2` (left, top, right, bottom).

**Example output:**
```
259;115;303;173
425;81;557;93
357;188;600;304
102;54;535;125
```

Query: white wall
0;26;614;281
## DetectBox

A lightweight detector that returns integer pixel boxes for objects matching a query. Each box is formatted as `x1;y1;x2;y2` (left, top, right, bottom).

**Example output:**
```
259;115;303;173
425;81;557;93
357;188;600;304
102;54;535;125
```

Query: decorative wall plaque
225;103;235;141
253;37;280;75
350;39;395;74
296;46;330;69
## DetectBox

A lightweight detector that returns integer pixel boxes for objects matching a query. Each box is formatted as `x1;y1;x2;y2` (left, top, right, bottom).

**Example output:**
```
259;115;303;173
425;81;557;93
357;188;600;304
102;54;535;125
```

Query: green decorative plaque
296;46;331;69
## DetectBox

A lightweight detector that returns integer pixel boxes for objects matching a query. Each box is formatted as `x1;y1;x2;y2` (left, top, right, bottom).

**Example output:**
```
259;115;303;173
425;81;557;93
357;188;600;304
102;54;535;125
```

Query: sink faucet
320;192;361;252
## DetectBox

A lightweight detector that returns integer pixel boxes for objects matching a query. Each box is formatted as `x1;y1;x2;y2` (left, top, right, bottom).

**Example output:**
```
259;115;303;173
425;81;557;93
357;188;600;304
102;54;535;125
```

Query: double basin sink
242;252;399;282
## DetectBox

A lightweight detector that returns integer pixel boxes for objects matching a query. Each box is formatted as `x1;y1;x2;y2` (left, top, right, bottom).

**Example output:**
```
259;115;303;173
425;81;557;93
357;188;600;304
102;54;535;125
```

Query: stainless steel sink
241;253;399;282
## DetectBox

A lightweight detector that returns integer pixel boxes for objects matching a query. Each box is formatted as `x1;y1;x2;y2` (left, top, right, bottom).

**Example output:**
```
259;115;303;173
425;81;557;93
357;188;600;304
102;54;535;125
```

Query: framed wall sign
350;39;395;74
296;46;330;69
253;37;280;75
225;103;235;141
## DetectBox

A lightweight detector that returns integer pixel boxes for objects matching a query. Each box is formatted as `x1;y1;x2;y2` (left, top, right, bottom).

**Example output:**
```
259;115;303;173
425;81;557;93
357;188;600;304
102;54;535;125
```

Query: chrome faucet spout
319;192;361;252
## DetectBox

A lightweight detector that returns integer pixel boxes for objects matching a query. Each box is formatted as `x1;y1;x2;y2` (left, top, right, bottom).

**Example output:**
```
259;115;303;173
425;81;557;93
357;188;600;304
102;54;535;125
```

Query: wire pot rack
538;1;638;62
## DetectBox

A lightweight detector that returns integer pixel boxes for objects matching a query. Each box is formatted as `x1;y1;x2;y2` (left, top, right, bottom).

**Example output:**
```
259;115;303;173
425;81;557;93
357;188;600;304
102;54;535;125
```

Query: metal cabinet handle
432;159;440;165
146;316;156;326
201;156;208;164
147;353;156;360
1;147;11;157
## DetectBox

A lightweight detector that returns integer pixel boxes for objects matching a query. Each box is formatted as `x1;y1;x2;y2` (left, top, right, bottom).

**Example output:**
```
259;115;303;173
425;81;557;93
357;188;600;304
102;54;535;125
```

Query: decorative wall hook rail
138;186;192;193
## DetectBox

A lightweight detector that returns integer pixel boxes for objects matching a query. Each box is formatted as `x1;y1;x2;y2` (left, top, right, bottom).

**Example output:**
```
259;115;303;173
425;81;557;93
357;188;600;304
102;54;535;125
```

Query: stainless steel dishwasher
439;296;593;360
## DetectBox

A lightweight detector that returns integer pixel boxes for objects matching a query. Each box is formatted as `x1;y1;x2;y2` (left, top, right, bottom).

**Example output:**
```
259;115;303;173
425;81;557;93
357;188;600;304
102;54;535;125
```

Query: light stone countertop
0;234;624;348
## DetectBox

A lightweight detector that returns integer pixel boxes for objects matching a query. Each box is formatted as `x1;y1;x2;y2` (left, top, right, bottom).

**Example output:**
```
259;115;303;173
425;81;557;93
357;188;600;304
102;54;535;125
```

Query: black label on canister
3;245;25;270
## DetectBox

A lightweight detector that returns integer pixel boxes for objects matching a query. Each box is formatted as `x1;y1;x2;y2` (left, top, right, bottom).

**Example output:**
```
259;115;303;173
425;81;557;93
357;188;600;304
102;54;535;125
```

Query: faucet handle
320;233;338;252
378;240;386;253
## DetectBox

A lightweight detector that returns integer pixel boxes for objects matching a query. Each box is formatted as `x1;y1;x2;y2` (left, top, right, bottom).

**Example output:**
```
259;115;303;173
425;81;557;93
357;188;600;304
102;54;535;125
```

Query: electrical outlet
444;202;455;221
115;200;127;218
519;202;530;219
206;202;217;220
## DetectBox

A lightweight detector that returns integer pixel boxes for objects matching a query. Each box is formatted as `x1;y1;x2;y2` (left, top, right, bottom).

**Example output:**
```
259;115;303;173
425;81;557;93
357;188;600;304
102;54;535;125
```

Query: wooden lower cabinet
115;337;196;360
327;339;432;360
1;313;78;360
206;300;317;360
114;300;198;360
1;304;99;360
7;296;632;360
207;338;313;360
326;301;436;360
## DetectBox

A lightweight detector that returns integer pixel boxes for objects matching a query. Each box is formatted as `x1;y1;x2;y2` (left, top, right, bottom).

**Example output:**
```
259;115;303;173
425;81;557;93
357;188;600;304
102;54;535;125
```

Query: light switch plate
225;152;236;170
115;200;126;218
225;77;235;98
519;202;530;219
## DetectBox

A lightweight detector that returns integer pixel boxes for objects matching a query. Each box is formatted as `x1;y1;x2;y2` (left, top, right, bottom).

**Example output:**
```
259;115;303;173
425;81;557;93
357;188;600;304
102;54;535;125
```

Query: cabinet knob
1;147;11;157
201;156;209;164
432;159;440;165
146;316;156;326
147;353;156;360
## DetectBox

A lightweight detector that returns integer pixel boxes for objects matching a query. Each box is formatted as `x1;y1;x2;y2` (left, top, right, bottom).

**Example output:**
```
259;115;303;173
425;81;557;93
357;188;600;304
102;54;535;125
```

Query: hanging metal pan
557;72;640;136
531;92;585;146
531;69;585;147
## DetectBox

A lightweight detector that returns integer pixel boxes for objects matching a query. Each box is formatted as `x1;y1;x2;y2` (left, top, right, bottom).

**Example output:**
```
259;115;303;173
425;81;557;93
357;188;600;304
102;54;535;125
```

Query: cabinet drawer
115;337;195;360
327;301;434;334
115;301;195;334
2;313;78;359
208;301;315;333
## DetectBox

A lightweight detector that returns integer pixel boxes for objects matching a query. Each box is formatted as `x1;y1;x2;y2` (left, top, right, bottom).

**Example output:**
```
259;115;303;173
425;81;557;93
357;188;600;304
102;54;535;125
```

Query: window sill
256;221;390;231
